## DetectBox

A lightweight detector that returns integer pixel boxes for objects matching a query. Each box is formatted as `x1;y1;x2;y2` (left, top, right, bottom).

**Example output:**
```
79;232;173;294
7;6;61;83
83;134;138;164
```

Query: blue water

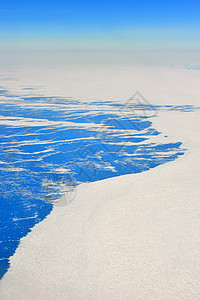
0;88;194;279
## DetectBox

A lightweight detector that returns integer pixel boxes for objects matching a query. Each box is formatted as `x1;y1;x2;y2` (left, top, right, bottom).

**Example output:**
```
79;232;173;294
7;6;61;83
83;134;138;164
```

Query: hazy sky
0;0;200;50
0;0;199;70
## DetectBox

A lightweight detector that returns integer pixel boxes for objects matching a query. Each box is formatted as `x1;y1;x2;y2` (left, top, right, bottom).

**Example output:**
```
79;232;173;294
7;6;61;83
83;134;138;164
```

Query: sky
0;0;200;60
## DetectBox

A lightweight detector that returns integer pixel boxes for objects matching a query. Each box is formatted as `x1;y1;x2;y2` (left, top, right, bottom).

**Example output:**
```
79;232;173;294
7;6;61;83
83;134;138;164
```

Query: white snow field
0;64;200;299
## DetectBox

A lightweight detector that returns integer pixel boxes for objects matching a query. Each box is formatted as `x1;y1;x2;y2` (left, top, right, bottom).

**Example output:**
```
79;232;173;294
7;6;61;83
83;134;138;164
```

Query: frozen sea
0;86;195;279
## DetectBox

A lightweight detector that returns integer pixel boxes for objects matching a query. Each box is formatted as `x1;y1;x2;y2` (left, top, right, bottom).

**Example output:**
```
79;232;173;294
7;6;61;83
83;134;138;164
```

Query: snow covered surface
0;64;200;299
1;64;200;105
